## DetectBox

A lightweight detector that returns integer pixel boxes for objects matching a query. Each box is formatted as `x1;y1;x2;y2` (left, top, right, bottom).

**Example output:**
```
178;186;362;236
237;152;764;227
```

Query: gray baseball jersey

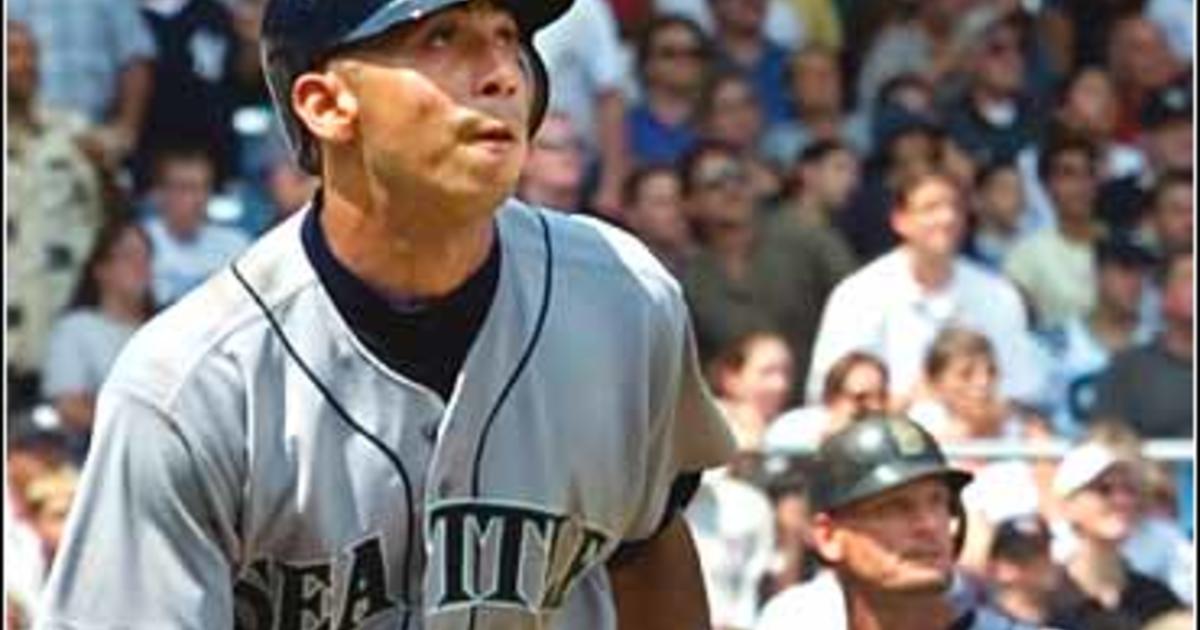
37;199;735;629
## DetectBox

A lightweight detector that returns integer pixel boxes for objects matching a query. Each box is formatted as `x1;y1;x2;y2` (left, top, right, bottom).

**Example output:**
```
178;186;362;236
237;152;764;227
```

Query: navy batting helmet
260;0;573;173
810;414;973;514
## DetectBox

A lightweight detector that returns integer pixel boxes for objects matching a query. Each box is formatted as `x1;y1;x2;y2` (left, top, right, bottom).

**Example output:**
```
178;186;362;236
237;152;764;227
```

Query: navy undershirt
301;202;500;402
302;199;696;539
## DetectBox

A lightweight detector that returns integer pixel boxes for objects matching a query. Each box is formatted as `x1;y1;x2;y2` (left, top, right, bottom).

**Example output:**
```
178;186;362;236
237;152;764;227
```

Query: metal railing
761;438;1196;461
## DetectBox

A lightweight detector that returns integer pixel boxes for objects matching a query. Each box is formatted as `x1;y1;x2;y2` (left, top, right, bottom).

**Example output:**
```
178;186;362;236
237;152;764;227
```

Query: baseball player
36;1;735;628
756;415;1048;630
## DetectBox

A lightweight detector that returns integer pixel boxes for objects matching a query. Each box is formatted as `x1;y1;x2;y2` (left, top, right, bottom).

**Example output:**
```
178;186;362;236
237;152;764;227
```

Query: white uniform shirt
685;469;775;629
805;249;1036;405
38;200;734;629
756;570;1052;630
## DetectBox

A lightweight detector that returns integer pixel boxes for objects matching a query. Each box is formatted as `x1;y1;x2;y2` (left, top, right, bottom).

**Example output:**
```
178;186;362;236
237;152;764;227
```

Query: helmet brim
819;462;974;514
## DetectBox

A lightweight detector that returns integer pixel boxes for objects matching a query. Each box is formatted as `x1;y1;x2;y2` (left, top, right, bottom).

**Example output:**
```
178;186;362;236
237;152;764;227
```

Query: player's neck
320;186;496;300
844;583;955;630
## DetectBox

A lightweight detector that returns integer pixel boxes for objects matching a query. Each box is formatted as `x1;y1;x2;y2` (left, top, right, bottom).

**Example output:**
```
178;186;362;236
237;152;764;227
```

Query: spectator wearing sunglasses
628;15;711;167
1046;442;1184;629
763;350;889;454
941;7;1044;167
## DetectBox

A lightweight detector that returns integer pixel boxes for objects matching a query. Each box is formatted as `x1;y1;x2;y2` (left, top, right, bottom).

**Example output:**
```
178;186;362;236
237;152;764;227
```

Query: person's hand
589;177;623;220
76;125;135;172
232;0;265;44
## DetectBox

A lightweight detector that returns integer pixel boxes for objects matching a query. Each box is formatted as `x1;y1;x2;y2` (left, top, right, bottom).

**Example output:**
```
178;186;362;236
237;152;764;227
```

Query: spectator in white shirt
685;467;776;630
41;220;156;459
806;170;1038;408
1005;127;1104;329
533;0;630;216
142;144;251;306
654;0;806;50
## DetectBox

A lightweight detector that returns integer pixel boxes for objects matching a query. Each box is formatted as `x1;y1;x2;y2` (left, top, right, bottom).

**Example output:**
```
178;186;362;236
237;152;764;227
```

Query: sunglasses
1091;478;1139;498
696;164;747;190
653;44;704;60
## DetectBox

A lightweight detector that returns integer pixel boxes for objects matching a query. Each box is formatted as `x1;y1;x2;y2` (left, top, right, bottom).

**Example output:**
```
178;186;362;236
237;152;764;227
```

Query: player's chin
888;566;955;595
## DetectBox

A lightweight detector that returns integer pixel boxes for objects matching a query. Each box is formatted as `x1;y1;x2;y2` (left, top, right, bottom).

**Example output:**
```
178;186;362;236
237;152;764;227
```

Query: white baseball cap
1053;443;1128;499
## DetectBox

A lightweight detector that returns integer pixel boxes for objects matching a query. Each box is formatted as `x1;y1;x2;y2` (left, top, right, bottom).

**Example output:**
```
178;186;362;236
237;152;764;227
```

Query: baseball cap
989;514;1051;562
1053;442;1128;499
1141;76;1193;129
1095;234;1159;269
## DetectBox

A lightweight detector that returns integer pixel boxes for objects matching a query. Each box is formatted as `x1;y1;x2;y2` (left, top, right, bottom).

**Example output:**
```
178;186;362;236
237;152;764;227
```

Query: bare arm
52;392;97;435
111;59;154;149
607;515;711;630
590;89;630;219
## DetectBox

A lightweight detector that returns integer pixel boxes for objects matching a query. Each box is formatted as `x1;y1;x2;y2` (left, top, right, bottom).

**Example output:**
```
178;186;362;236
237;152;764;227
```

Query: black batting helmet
260;0;573;173
810;414;973;514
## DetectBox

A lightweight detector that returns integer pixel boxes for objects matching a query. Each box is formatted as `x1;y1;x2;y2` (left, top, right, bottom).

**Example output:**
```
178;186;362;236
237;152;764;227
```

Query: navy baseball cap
1095;234;1159;268
1141;76;1193;129
989;514;1051;562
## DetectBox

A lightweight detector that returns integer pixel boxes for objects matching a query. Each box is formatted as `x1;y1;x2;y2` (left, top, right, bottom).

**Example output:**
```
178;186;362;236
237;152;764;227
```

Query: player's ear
292;69;359;147
809;512;843;563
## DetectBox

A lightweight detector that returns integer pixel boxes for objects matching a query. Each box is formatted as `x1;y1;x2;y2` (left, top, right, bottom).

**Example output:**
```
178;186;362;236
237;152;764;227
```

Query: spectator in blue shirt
628;15;711;167
708;0;795;126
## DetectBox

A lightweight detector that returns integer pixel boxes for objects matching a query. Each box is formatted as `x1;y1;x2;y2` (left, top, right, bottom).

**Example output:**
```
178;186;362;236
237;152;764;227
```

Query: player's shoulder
106;212;313;407
499;199;685;308
756;571;844;630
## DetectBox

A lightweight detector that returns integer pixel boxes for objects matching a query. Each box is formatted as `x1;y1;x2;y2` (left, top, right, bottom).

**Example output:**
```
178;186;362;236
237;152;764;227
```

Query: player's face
822;477;957;594
892;177;965;260
324;3;531;213
1064;465;1140;544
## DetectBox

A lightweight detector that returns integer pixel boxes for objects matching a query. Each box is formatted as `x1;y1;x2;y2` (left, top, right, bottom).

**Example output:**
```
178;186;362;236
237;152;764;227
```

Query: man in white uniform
757;415;1044;630
36;1;735;628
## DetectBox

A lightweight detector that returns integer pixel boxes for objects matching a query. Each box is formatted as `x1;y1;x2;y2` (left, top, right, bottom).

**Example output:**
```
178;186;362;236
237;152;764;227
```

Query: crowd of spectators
4;0;1195;628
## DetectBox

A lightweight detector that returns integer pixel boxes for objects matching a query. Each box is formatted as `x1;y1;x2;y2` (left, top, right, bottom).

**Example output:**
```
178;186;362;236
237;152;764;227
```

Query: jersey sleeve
37;385;238;629
624;294;735;542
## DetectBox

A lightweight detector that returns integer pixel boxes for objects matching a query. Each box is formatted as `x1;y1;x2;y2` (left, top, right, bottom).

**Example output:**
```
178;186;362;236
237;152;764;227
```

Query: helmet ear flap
520;42;550;138
951;496;968;558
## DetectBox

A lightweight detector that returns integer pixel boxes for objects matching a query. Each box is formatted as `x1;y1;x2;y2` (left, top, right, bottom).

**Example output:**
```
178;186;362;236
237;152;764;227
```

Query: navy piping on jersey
230;262;418;630
301;201;501;401
466;210;553;630
231;203;553;629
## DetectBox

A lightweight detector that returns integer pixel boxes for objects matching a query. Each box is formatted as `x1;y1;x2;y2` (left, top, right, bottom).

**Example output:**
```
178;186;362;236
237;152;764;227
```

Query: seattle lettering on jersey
234;537;394;630
427;499;613;615
231;500;612;629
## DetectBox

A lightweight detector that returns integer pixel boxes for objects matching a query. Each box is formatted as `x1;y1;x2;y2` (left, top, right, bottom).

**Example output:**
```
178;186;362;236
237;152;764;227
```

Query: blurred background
4;0;1195;628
